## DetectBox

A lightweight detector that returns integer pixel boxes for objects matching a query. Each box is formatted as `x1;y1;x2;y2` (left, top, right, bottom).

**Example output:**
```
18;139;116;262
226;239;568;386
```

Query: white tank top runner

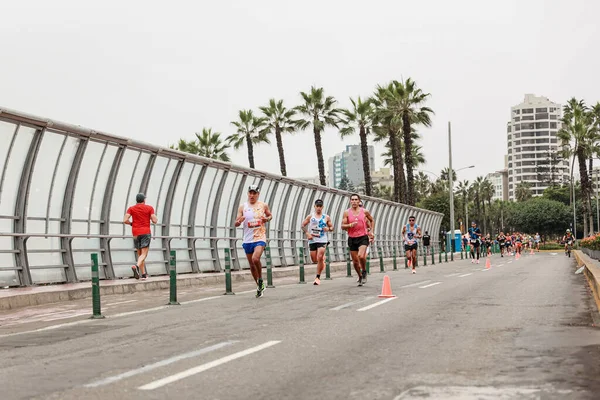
242;202;267;244
308;212;328;244
404;223;419;245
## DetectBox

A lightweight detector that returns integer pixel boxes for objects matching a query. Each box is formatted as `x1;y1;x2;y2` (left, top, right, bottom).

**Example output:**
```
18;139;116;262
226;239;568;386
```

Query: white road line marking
419;282;442;289
43;311;89;322
106;300;138;306
508;261;513;264
179;296;221;305
444;273;461;277
357;297;397;312
458;273;472;278
330;297;375;311
497;264;504;267
138;341;281;390
85;341;237;388
481;268;490;271
400;280;430;288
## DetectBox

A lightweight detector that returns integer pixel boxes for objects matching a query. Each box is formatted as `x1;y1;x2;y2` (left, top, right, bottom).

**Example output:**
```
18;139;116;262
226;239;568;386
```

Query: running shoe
357;276;363;287
412;268;416;274
132;265;140;279
313;277;321;285
361;269;367;284
477;259;480;264
260;280;266;294
141;273;148;280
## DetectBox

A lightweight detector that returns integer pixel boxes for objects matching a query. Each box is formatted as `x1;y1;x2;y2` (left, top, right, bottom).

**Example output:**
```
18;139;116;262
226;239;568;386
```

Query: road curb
573;250;600;315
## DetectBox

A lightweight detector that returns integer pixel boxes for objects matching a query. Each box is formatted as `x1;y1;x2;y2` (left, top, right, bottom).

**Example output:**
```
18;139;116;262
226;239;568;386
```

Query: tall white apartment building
506;94;570;200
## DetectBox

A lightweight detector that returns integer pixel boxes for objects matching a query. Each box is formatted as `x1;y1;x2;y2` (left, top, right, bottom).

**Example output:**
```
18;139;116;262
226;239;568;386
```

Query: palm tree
380;141;425;170
228;110;268;169
171;128;231;162
372;84;405;203
515;182;533;202
457;180;470;231
414;171;431;203
295;86;341;186
470;177;484;224
380;79;434;205
558;98;596;236
340;97;375;195
481;179;495;234
259;99;297;177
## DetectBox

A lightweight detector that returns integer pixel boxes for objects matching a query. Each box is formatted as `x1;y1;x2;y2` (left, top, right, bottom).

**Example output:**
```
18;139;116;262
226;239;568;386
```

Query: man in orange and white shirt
235;184;273;298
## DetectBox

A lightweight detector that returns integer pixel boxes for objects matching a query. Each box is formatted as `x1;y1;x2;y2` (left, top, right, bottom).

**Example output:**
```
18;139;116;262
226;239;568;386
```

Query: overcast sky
2;0;599;184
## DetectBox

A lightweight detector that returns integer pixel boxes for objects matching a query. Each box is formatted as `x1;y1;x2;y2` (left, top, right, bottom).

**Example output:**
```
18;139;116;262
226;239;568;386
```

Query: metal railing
0;105;444;287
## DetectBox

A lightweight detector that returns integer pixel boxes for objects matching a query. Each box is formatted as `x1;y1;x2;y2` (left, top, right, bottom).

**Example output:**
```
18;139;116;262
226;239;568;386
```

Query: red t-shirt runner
126;204;155;236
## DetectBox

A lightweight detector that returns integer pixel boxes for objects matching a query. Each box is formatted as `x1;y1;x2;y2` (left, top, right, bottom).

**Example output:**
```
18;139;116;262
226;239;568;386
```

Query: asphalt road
1;252;599;400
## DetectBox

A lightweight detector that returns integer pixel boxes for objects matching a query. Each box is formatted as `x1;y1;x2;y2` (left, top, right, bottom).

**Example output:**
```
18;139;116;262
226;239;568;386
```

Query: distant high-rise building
506;94;570;200
485;171;507;202
328;145;375;188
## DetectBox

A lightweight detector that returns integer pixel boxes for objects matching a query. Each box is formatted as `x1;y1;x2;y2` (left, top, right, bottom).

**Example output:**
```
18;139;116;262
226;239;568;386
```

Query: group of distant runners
122;186;580;298
122;186;430;298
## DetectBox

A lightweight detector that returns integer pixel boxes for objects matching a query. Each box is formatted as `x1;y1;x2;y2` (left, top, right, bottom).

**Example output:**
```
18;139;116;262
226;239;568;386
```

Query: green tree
481;179;494;234
417;190;460;233
295;86;341;186
507;198;571;236
338;175;350;191
340;97;375;196
228;110;268;169
559;98;597;236
378;79;433;205
372;84;406;203
372;185;394;201
414;171;431;204
543;184;580;206
515;182;533;202
171;128;231;162
259;99;298;177
457;180;470;231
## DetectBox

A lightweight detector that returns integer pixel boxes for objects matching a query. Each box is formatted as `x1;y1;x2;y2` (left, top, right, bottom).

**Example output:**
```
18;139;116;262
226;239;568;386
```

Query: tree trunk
482;201;487;234
590;158;595;234
314;125;326;186
402;113;414;205
577;149;591;236
359;126;372;196
389;129;400;202
275;125;287;176
396;139;407;203
246;134;255;169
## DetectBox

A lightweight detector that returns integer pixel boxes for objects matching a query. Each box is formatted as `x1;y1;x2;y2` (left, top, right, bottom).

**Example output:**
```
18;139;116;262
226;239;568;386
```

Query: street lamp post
448;122;455;260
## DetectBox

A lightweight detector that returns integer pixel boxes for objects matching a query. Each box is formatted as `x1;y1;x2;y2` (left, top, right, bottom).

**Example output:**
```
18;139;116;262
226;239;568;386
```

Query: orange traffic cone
485;257;491;269
378;275;396;298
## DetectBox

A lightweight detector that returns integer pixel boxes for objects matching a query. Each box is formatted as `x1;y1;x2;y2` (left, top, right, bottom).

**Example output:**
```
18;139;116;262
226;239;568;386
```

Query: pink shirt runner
347;207;368;238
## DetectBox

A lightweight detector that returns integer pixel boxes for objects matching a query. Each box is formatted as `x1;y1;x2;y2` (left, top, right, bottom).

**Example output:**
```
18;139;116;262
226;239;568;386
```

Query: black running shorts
404;243;418;251
134;234;151;249
309;242;327;252
348;235;369;252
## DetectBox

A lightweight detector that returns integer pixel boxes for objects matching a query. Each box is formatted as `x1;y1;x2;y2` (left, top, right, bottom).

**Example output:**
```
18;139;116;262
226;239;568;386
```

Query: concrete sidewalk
574;250;600;314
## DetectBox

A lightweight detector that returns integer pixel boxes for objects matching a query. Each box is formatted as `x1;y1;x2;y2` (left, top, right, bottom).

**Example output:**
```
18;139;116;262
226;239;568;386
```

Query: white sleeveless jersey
242;202;267;244
308;212;328;244
404;223;419;245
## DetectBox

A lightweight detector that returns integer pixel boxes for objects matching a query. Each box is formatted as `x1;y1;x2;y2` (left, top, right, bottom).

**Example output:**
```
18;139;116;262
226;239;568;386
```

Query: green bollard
405;251;409;269
439;246;442;264
168;250;180;305
378;246;384;272
298;247;306;284
265;246;275;288
432;246;435;265
393;246;398;270
224;248;235;295
346;247;352;277
325;246;332;280
366;250;371;275
90;253;105;319
423;247;427;266
445;250;448;263
461;248;464;259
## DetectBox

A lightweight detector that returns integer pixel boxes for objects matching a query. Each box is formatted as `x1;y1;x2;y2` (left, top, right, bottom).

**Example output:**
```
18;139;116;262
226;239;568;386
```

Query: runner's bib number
311;228;322;237
247;219;262;228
